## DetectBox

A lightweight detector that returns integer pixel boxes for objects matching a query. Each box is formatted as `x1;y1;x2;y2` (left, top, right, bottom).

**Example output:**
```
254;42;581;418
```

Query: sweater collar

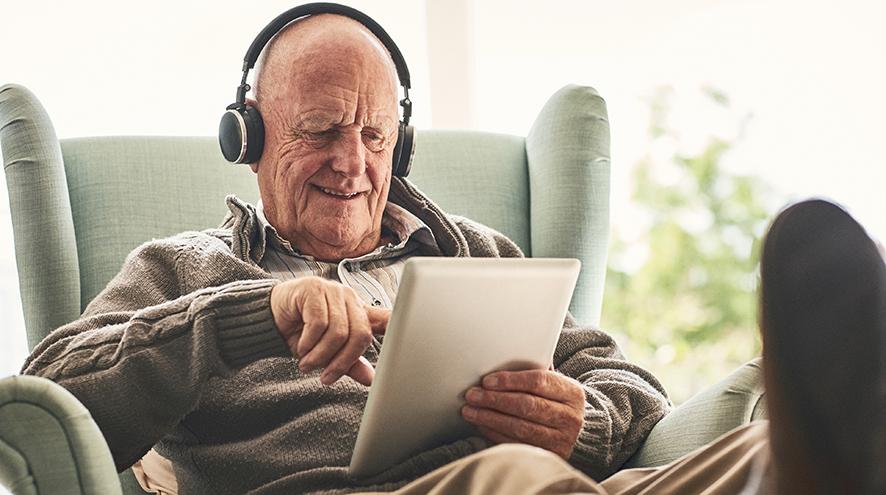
223;177;469;265
253;200;438;261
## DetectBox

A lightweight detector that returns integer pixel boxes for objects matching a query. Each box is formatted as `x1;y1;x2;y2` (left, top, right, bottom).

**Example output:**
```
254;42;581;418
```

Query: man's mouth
315;185;364;200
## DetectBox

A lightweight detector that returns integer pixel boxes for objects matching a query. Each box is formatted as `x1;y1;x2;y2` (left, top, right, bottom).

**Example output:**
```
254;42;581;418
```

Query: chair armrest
625;358;767;468
0;375;122;495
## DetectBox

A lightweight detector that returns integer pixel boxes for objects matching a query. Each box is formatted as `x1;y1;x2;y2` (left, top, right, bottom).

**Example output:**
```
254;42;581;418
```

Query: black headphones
218;2;416;178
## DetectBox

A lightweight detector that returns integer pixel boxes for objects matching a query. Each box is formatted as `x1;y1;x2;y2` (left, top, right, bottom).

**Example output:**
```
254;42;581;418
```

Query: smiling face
251;15;400;261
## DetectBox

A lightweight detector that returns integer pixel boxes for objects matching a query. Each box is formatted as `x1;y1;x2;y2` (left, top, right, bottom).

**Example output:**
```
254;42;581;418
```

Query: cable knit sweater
22;178;670;494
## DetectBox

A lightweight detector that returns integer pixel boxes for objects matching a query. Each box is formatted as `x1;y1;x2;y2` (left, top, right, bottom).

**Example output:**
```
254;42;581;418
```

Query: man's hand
270;277;390;386
461;369;585;459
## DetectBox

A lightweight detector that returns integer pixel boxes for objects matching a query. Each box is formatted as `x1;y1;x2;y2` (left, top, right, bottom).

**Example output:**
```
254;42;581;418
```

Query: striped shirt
255;202;437;309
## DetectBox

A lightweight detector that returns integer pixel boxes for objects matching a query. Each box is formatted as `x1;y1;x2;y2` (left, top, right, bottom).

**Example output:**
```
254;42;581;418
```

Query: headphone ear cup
219;109;246;163
218;105;265;164
391;123;415;177
241;106;265;164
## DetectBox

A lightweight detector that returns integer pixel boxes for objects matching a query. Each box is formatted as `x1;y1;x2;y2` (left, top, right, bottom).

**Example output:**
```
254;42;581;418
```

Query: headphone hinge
400;88;412;125
235;82;251;105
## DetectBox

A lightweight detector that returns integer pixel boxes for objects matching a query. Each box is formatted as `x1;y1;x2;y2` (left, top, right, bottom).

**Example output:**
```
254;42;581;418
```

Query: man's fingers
366;306;390;334
345;356;375;386
481;370;584;407
464;388;581;431
320;297;373;385
283;331;301;357
273;279;382;381
461;405;567;455
299;290;349;372
466;370;585;460
295;292;328;357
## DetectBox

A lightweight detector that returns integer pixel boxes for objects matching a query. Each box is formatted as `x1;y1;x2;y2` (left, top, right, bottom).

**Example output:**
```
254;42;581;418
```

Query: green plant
603;87;775;404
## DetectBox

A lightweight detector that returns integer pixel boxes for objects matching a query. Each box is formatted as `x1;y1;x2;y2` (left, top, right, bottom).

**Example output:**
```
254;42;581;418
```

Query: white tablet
349;257;581;478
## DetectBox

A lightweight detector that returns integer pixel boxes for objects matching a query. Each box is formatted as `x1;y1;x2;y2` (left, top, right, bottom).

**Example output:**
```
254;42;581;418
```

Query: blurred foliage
602;87;774;405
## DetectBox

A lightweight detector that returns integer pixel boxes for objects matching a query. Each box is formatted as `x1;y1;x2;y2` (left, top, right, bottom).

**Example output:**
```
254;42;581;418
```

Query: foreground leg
601;420;769;495
358;444;605;495
760;199;886;494
359;426;769;495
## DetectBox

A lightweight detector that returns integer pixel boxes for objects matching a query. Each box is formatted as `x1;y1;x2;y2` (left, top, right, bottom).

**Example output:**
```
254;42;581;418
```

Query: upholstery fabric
625;358;767;468
0;438;33;495
0;375;122;494
60;136;260;307
0;84;81;351
527;85;611;327
407;130;530;253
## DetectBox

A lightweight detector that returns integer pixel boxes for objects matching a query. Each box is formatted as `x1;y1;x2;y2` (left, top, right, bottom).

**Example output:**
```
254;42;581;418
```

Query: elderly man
22;10;671;495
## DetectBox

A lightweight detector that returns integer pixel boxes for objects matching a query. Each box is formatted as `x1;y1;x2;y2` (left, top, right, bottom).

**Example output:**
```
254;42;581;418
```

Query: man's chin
306;226;372;257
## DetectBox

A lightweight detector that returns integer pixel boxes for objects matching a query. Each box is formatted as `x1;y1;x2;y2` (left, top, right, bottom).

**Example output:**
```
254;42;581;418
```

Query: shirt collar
254;200;436;259
255;200;296;255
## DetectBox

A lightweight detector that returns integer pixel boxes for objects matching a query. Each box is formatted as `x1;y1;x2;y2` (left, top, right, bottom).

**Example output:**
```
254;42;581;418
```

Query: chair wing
1;84;81;350
59;136;260;311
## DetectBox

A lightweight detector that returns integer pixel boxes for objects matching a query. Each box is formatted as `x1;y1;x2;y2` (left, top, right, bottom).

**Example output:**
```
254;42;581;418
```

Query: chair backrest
1;83;610;351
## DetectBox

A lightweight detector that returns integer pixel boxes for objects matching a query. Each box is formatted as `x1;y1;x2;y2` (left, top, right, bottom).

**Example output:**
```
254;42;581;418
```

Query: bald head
253;14;399;105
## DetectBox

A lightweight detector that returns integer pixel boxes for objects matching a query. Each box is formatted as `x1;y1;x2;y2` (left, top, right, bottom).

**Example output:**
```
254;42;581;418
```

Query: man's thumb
366;306;391;334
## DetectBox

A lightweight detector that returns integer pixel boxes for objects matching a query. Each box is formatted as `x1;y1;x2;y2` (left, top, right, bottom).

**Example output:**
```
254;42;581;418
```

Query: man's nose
329;130;367;177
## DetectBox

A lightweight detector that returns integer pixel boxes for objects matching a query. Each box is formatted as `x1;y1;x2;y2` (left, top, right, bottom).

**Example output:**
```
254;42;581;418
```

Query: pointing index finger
365;306;390;335
296;291;329;357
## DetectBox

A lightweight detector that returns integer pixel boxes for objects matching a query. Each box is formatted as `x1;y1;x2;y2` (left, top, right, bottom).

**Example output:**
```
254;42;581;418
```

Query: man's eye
361;130;386;152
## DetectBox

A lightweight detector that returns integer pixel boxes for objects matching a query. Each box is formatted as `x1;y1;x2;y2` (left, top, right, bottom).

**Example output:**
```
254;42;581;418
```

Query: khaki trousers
363;421;771;495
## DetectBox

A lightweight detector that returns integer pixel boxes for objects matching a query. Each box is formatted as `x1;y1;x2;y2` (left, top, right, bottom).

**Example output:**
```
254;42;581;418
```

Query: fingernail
466;388;483;402
462;405;477;420
320;372;334;385
483;375;499;388
300;362;314;373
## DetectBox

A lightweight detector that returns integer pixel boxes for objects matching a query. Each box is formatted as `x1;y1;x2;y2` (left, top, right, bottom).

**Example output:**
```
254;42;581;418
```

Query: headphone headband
234;3;411;106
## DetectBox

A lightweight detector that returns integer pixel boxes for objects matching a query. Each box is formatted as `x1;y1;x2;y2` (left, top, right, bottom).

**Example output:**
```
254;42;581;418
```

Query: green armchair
0;83;763;494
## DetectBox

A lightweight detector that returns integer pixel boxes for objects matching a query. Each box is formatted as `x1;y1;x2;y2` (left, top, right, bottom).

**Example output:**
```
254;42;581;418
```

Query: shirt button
372;300;382;306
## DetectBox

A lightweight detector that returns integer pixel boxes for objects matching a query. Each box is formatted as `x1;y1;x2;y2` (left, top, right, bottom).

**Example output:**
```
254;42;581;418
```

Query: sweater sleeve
555;313;671;479
20;237;289;472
